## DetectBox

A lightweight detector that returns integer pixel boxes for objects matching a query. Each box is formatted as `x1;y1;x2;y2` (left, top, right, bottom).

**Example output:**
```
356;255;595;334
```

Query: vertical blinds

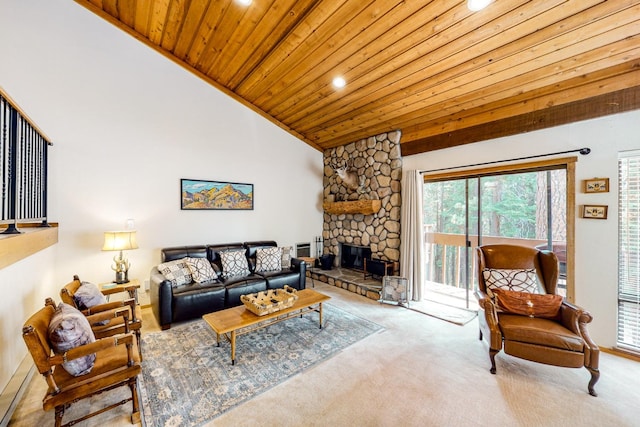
618;152;640;352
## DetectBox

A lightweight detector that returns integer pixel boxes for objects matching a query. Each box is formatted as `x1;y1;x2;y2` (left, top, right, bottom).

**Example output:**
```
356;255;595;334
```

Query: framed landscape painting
181;179;254;210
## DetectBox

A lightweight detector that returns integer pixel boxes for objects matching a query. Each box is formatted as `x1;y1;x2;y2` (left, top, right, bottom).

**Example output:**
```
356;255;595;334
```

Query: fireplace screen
340;244;371;270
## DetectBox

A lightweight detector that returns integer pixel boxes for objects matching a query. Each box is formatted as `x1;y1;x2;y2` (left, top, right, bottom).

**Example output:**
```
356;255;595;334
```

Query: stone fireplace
321;130;402;279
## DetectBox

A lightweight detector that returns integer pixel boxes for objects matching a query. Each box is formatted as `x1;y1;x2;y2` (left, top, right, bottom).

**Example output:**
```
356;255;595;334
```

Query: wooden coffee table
203;288;331;365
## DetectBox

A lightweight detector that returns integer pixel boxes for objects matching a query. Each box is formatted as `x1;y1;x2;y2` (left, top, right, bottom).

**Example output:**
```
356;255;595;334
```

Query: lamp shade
102;231;139;251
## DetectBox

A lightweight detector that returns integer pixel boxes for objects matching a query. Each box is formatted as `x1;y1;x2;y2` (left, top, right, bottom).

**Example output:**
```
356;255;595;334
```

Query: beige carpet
9;282;640;427
407;300;478;325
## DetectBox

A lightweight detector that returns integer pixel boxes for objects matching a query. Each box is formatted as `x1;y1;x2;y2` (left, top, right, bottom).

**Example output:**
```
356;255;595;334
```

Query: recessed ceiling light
332;76;346;89
467;0;491;11
236;0;252;6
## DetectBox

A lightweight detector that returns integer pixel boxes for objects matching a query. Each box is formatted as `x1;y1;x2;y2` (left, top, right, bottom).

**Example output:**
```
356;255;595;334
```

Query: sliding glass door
423;163;570;309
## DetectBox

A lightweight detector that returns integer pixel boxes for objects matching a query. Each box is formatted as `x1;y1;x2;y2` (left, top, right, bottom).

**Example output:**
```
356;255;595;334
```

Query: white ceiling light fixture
236;0;252;6
467;0;492;11
332;76;346;89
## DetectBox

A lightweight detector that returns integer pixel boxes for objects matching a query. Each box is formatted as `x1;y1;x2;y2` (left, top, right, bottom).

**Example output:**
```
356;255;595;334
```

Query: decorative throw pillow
157;259;193;287
73;281;109;326
482;268;539;299
280;246;294;269
185;257;218;283
493;288;563;319
220;249;250;277
48;302;96;376
73;281;107;311
256;247;282;272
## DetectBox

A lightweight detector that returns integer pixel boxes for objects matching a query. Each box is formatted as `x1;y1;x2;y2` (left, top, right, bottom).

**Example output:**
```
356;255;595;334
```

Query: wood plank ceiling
74;0;640;154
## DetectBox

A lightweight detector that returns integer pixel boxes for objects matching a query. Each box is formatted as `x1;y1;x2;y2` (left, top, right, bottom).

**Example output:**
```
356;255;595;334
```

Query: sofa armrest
150;267;173;329
291;258;307;290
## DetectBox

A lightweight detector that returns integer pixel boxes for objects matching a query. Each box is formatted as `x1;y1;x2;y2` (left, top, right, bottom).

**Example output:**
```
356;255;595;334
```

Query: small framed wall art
584;178;609;193
582;205;608;219
181;179;254;210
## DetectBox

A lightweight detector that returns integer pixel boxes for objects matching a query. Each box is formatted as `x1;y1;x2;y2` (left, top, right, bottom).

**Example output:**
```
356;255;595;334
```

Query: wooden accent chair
22;300;141;426
60;275;142;359
475;244;600;396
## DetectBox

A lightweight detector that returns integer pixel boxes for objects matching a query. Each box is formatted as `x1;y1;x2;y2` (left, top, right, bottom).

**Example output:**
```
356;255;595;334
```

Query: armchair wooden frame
475;244;600;396
60;275;142;360
22;300;141;427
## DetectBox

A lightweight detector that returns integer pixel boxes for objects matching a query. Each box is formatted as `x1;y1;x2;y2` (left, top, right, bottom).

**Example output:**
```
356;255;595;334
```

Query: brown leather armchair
60;275;142;359
22;300;141;426
475;244;600;396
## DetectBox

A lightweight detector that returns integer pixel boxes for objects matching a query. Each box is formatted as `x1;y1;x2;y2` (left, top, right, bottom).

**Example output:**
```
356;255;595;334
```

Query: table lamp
102;230;138;284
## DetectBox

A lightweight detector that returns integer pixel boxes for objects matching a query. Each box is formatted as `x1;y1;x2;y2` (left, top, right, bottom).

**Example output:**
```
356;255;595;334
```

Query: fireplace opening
340;243;372;271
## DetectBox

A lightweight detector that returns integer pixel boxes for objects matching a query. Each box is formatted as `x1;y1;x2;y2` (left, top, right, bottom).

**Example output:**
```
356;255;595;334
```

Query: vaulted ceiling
74;0;640;154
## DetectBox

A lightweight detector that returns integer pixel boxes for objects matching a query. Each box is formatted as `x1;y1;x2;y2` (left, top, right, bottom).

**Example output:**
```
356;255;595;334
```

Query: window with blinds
618;151;640;353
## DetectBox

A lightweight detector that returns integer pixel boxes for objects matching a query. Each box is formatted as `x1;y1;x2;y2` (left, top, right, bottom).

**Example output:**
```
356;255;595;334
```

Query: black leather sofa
150;241;306;329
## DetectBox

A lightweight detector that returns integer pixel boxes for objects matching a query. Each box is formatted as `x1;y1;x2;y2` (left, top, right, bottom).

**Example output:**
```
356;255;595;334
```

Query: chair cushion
48;303;96;376
498;313;584;352
220;249;250;277
493;288;563;319
46;337;141;411
184;257;218;283
157;258;193;287
483;268;540;299
255;247;282;272
73;281;108;310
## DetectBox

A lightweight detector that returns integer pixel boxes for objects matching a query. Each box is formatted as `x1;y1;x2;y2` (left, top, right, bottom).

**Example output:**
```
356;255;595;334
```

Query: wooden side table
101;278;140;303
298;257;316;268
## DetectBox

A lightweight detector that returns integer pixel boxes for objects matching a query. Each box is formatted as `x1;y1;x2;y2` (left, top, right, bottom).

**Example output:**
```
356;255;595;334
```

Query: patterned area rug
139;304;383;426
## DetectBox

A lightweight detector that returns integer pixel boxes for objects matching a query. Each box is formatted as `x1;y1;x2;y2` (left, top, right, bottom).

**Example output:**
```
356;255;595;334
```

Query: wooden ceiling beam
395;55;640;141
342;42;640;145
321;62;640;149
400;85;640;156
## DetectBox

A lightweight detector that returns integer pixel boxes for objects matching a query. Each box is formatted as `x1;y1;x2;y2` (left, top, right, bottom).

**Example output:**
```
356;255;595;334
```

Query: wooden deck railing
424;231;552;290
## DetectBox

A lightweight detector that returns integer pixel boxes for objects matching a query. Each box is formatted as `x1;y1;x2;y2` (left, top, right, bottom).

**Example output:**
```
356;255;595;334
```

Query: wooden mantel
323;200;381;215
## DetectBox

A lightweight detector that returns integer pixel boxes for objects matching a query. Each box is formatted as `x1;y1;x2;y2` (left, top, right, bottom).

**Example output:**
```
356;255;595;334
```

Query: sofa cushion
158;258;193;287
256;247;282;272
172;282;226;322
48;302;96;376
225;279;267;307
185;257;218;283
280;246;294;269
262;270;301;290
482;268;539;299
220;249;250;277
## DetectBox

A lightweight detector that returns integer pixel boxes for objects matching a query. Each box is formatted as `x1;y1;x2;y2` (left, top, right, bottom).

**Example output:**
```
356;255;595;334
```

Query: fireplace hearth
340;243;372;271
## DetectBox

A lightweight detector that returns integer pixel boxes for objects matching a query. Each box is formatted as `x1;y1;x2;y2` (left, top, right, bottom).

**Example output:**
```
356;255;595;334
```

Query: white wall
0;0;323;393
403;109;640;348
